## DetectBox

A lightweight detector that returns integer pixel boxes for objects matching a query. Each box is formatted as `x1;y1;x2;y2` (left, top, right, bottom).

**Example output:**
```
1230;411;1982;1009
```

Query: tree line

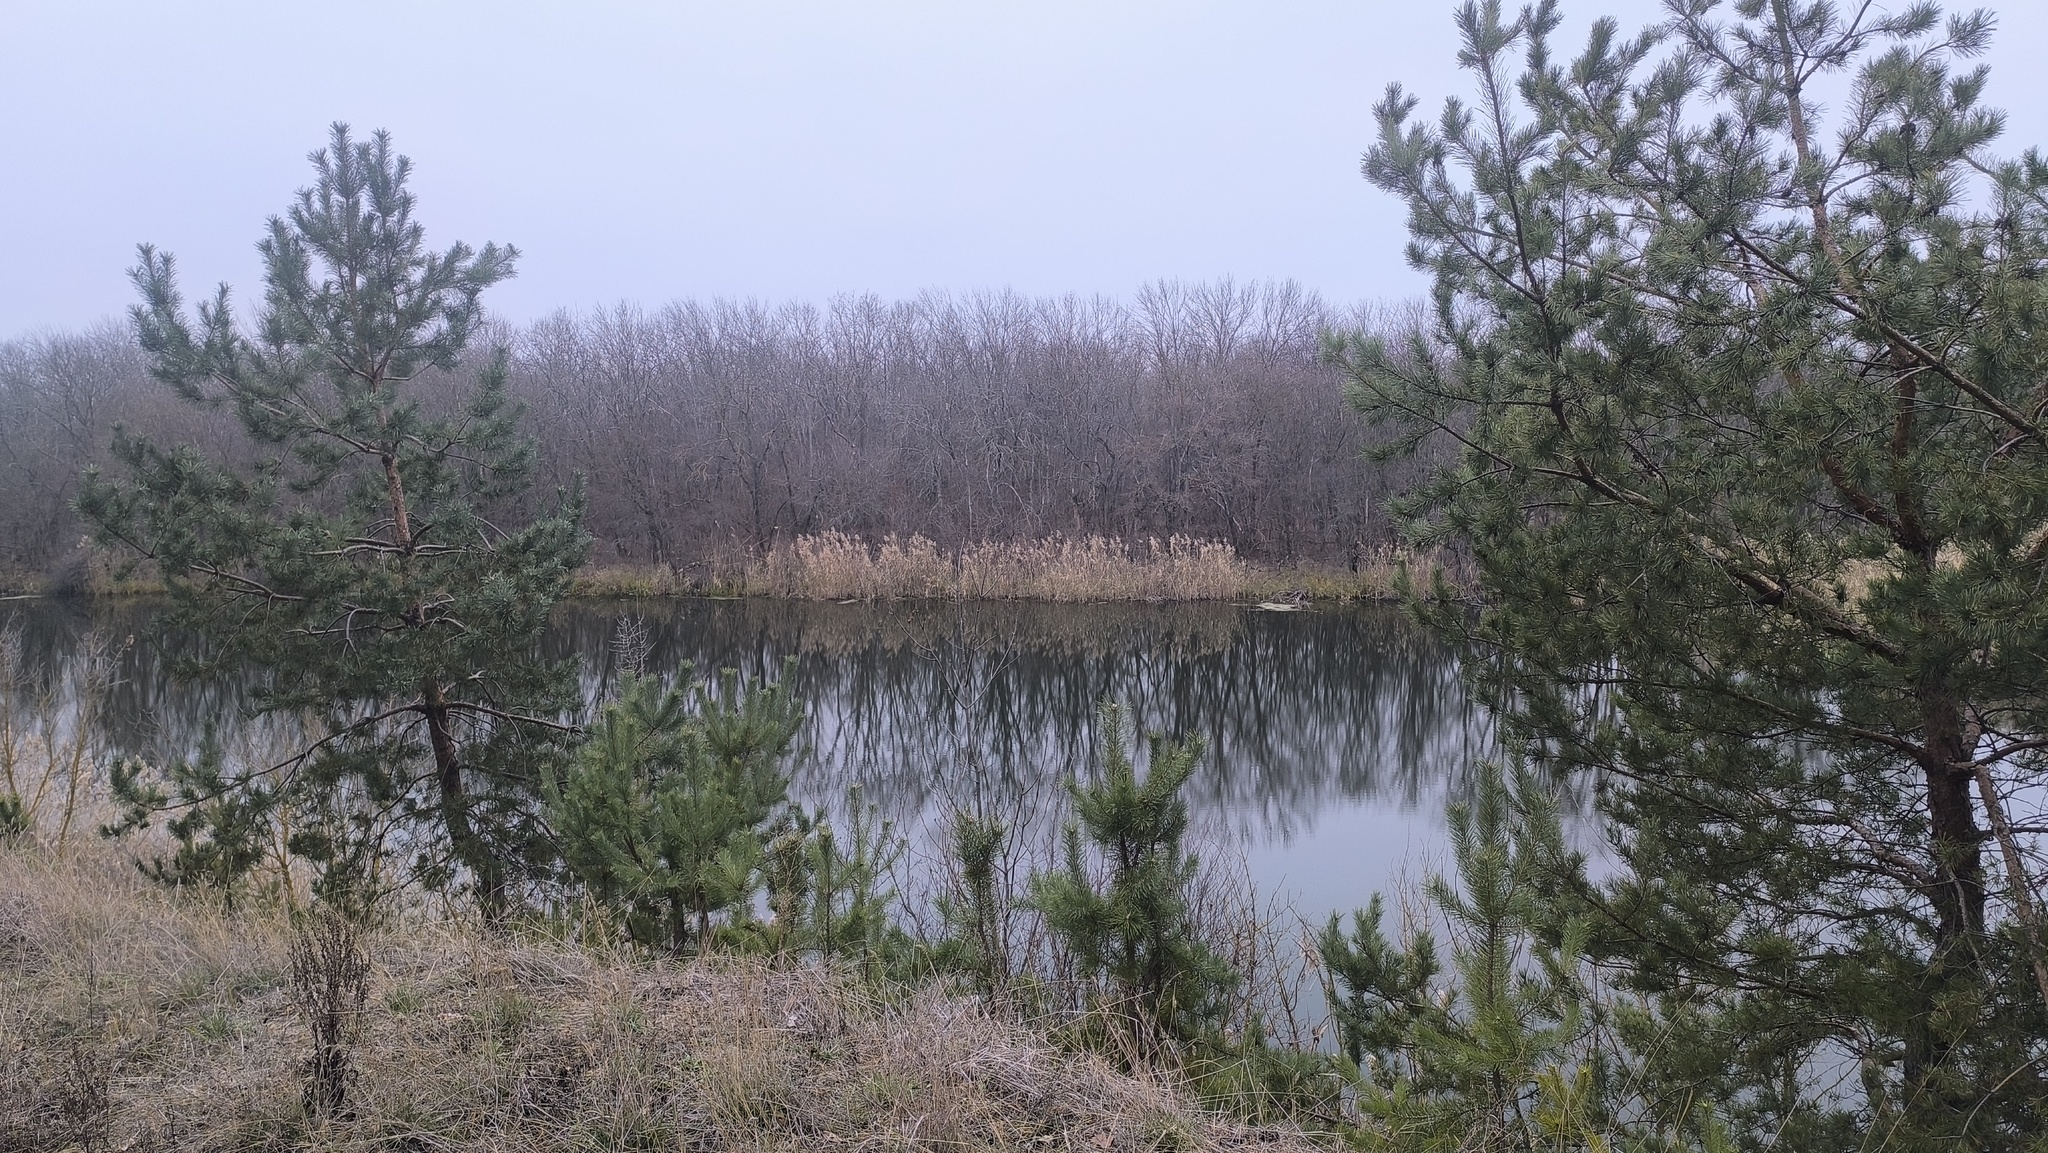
0;279;1415;587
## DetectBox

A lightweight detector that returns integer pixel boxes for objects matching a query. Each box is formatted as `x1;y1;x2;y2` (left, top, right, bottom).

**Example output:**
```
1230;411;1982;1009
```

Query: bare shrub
0;961;114;1153
57;1019;113;1153
288;905;370;1122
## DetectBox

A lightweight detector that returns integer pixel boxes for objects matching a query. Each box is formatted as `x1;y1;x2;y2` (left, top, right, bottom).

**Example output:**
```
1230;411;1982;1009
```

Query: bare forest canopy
0;279;1422;588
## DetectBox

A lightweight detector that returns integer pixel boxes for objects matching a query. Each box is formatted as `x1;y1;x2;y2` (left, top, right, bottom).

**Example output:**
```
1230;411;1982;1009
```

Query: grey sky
6;1;2046;335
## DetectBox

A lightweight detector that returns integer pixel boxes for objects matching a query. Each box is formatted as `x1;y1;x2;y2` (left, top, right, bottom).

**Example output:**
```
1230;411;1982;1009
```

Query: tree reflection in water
7;597;1544;921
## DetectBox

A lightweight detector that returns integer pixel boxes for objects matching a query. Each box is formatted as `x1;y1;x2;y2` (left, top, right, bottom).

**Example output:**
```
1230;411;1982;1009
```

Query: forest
0;280;1415;592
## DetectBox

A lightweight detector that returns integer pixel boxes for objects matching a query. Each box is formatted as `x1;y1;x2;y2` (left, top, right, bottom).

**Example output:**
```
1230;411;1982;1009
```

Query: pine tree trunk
424;675;502;913
1922;698;1987;943
1907;696;1987;1104
383;441;502;913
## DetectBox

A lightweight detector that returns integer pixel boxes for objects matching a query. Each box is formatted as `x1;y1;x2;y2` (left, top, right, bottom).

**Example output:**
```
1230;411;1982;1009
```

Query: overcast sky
6;1;2047;336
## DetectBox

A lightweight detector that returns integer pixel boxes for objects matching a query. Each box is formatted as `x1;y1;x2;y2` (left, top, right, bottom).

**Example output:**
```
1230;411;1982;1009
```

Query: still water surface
5;597;1502;925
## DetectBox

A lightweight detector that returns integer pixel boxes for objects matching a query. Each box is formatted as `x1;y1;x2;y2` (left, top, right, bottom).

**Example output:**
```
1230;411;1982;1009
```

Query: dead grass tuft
0;846;1321;1152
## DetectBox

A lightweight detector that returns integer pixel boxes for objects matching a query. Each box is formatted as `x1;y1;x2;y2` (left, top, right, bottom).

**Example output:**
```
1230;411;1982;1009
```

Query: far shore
7;533;1459;605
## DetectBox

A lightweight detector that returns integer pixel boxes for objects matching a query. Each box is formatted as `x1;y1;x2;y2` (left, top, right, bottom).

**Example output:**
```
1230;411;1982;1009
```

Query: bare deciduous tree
3;280;1430;586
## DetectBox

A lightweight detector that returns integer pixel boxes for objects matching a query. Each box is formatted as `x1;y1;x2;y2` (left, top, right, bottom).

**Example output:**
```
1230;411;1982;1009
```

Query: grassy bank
0;846;1317;1153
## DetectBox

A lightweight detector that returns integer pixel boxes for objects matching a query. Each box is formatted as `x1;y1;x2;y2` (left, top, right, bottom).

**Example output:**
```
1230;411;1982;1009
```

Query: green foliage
1325;766;1589;1147
1339;1;2048;1145
78;124;586;910
0;792;28;841
549;668;914;970
1324;764;1734;1152
101;736;277;906
1319;893;1441;1077
926;811;1013;993
758;790;910;971
1031;702;1235;1047
547;668;801;954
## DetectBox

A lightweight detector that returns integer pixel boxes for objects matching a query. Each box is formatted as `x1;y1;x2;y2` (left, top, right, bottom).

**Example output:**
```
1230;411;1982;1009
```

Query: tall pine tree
1341;2;2048;1146
81;125;586;909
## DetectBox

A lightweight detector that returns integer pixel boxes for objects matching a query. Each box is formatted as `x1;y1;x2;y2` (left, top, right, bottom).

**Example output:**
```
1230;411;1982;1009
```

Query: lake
3;596;1504;928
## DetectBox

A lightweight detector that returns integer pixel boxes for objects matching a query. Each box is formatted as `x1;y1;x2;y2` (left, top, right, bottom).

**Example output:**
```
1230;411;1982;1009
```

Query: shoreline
5;534;1460;605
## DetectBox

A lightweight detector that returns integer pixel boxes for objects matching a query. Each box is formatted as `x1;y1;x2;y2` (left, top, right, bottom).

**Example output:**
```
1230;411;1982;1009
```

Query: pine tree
101;733;276;907
79;125;586;909
801;790;908;969
1032;702;1235;1048
1339;2;2048;1145
929;811;1014;993
547;668;802;953
1323;765;1669;1151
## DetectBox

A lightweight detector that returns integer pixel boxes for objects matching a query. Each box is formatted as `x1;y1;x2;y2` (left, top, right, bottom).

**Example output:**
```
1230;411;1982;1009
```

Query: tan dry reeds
743;532;1256;602
0;846;1320;1153
570;535;1450;603
66;536;1447;604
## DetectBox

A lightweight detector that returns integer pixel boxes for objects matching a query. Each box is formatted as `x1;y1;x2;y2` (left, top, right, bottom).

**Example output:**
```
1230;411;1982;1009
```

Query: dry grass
742;533;1249;603
1238;548;1448;605
734;533;1450;603
568;564;736;599
0;847;1323;1153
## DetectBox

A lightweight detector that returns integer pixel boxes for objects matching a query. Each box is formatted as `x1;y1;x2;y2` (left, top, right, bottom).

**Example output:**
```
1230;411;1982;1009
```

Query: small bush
289;905;370;1122
548;666;803;954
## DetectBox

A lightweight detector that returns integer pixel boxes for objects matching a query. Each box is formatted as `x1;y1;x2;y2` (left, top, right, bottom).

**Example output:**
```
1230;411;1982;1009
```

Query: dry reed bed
746;533;1250;602
0;849;1320;1153
568;532;1432;602
37;533;1435;602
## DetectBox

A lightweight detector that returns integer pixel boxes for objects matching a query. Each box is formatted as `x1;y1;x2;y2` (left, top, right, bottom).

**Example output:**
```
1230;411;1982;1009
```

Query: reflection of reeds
558;595;1253;665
